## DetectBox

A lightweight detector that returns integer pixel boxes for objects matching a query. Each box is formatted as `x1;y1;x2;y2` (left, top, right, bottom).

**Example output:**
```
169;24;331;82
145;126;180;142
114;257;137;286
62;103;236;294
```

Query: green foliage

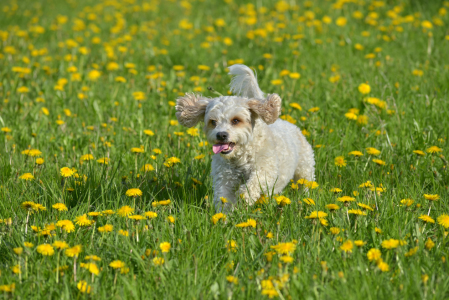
0;0;448;298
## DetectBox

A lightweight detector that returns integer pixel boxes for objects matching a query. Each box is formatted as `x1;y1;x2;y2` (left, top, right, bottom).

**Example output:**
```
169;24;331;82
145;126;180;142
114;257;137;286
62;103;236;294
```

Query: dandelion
211;213;226;225
167;216;175;223
77;280;91;294
337;196;355;203
334;156;346;167
226;240;238;252
377;259;389;272
55;220;74;232
289;103;302;110
381;239;400;249
109;260;125;269
19;173;35;181
80;154;94;161
37;244;55;256
302;198;315;205
358;83;371;94
145;211;158;219
131;147;144;153
424;194;439;201
330;227;340;235
336;17;347;26
372;159;386;166
305;211;328;219
275;195;291;206
271;242;296;255
326;204;340;211
340;240;353;253
354;240;366;247
437;214;449;228
126;188;142;197
405;247;418;257
141;164;154;172
117;206;134;217
65;245;82;258
60;167;74;177
153;257;165;266
36;158;44;165
426;146;442;153
53;241;69;250
367;248;381;261
144;129;154;136
348;151;363;157
413;150;425;156
348;209;367;216
419;215;435;223
52;203;68;211
164;157;181;167
98;224;113;233
118;229;129;237
366;147;381;155
425;238;435;250
13;247;23;255
97;157;109;164
357;203;374;211
21;201;36;210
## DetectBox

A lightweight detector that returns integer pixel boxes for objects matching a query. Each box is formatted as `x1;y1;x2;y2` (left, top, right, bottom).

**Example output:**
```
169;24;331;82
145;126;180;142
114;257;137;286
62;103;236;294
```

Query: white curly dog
176;65;315;211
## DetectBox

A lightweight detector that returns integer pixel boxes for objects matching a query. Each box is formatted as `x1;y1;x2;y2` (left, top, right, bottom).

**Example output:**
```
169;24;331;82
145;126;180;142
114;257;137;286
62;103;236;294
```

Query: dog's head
175;93;281;158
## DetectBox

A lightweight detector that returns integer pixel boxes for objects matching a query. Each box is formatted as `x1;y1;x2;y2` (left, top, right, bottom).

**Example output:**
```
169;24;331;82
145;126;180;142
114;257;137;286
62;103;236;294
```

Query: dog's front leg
237;174;264;205
211;158;240;212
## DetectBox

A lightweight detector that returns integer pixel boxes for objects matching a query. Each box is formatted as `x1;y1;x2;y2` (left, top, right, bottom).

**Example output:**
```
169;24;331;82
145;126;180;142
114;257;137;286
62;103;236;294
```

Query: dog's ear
247;94;281;125
175;93;210;127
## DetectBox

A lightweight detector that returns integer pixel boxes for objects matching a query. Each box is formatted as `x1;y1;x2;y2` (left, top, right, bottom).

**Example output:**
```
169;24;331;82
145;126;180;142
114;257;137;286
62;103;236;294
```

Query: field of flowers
0;0;448;298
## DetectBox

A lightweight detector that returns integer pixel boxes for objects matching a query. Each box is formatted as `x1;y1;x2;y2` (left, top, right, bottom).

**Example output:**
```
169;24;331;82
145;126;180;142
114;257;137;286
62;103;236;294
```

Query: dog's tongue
213;144;229;154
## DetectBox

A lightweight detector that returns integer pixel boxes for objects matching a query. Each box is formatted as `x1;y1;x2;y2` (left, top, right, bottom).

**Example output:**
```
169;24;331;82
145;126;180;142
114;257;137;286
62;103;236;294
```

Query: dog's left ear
247;94;281;125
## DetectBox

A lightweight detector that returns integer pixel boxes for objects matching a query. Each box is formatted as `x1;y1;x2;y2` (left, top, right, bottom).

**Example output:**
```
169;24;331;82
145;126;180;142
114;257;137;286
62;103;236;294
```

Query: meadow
0;0;449;298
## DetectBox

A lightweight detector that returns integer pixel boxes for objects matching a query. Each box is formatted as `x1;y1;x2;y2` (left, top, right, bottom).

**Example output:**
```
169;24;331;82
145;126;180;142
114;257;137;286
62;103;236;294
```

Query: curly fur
175;93;210;127
175;64;315;211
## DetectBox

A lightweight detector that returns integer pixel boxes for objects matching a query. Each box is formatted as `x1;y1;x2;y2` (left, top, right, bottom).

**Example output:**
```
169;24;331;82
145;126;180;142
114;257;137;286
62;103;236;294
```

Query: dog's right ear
175;93;210;127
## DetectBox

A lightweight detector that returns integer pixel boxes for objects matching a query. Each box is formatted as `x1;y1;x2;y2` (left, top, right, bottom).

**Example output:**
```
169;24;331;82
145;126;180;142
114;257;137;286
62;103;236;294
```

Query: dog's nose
216;131;229;141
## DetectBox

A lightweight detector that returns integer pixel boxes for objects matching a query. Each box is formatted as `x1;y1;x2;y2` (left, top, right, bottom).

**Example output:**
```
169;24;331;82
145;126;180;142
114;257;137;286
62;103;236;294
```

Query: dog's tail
228;64;265;99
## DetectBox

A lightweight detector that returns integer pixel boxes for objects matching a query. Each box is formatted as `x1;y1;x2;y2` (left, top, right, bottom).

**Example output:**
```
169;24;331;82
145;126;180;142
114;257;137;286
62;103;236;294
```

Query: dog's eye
231;118;240;125
210;120;217;127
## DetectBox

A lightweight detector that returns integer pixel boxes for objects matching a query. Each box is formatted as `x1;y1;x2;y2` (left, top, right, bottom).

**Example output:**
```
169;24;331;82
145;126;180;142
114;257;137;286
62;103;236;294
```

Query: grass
0;0;448;298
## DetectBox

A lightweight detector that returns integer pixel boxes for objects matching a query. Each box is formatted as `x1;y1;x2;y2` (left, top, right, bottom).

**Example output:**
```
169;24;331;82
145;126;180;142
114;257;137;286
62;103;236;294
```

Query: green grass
0;0;449;298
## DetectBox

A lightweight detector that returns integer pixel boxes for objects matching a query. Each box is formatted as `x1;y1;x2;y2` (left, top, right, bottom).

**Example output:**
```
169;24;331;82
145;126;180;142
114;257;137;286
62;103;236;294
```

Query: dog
175;64;315;211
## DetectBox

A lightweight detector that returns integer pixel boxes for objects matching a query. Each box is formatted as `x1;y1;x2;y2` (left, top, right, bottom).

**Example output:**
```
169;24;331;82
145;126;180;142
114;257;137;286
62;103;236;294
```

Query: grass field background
0;0;448;298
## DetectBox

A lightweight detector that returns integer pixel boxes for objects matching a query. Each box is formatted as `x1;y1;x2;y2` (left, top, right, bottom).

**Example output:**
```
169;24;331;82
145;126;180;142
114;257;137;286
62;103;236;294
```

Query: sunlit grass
0;0;448;298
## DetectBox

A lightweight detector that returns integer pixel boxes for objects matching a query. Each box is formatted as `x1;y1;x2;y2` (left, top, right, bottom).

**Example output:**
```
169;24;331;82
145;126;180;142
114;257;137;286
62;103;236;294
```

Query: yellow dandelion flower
424;194;439;201
367;248;381;261
366;147;381;155
117;206;134;217
37;244;55;256
426;146;442;154
60;167;74;177
160;242;171;253
334;156;346;167
126;188;142;197
437;214;449;228
418;215;435;223
74;214;93;226
52;203;68;211
19;173;35;181
340;240;353;253
358;83;371;94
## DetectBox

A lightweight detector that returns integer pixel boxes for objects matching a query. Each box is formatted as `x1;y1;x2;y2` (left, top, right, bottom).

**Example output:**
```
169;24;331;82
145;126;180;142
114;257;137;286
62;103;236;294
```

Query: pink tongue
213;144;229;154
